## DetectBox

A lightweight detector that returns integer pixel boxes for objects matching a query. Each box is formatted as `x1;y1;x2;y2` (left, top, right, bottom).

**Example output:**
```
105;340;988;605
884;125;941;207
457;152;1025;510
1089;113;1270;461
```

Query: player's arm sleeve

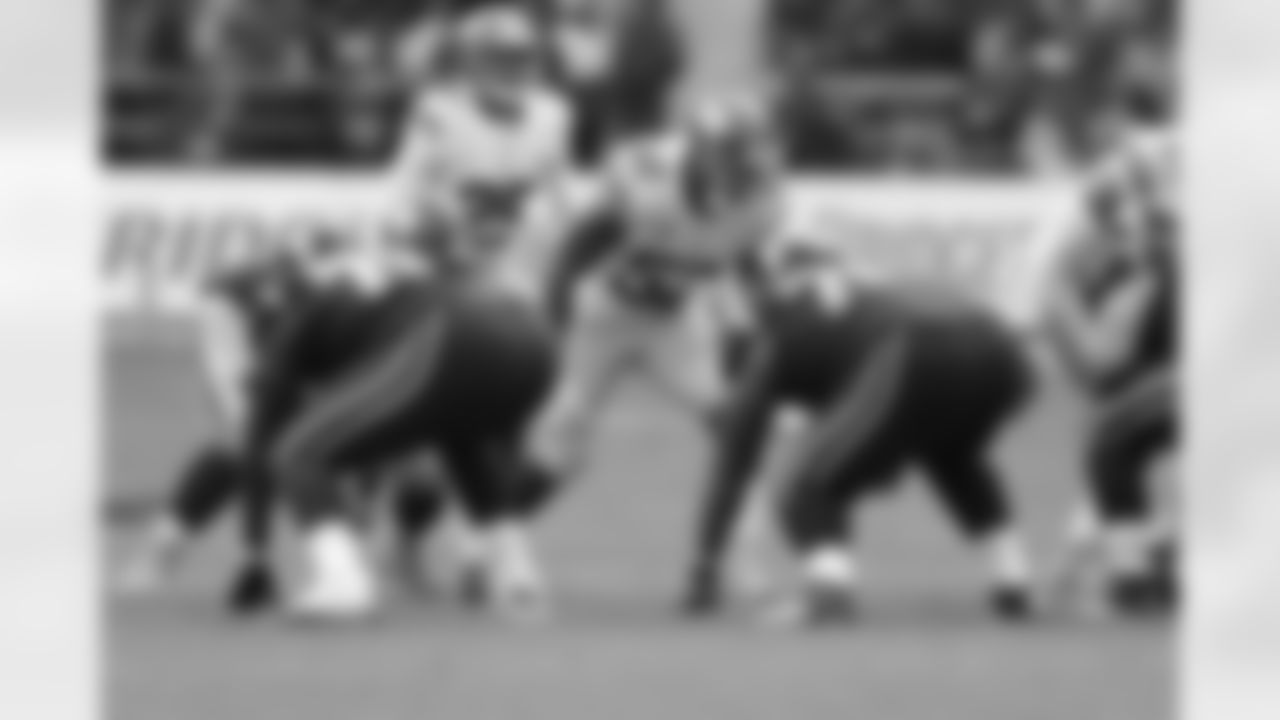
196;295;253;436
691;339;781;572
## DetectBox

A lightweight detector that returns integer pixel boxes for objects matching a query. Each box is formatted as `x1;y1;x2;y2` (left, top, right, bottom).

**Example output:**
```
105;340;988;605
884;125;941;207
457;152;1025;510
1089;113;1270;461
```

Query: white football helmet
454;6;543;104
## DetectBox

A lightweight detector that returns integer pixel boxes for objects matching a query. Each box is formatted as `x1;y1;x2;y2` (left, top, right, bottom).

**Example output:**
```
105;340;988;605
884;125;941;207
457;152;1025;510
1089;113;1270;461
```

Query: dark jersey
1062;229;1179;393
282;281;435;387
708;284;912;495
757;286;902;410
209;257;435;395
208;257;313;354
1131;225;1179;372
696;280;994;570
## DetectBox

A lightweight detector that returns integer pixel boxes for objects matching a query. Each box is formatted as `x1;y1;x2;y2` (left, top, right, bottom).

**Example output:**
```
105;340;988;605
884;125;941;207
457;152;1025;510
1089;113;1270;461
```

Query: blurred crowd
104;0;1176;173
771;0;1177;174
105;0;685;166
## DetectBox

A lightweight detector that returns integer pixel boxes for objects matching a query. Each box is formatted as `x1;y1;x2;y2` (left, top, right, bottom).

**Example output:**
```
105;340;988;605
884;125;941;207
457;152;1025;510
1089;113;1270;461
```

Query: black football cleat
1109;573;1172;618
805;584;859;626
226;562;279;616
681;566;725;618
989;584;1035;623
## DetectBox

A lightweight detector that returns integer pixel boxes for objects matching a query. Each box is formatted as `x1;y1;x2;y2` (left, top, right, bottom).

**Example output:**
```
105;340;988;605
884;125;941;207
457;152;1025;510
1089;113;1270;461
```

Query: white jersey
305;238;429;298
594;134;781;312
392;82;574;230
1087;123;1177;221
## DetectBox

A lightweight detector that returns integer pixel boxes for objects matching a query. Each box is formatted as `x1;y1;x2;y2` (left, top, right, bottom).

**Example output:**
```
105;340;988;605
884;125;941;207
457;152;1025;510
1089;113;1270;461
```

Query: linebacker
531;98;781;500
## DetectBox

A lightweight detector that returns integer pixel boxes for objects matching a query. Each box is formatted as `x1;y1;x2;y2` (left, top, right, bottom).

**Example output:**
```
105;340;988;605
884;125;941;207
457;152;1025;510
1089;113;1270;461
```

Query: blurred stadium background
104;0;1175;172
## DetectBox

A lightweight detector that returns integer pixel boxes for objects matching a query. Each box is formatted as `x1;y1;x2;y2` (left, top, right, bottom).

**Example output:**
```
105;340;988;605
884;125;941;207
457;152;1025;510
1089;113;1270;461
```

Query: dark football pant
391;472;449;540
1088;368;1177;524
168;442;243;535
782;317;1032;552
164;372;300;548
270;288;557;529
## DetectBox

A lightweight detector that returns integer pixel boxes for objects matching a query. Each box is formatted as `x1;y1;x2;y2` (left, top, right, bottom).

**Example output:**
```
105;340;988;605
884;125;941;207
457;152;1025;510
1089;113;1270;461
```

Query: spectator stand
104;0;687;170
764;0;1177;175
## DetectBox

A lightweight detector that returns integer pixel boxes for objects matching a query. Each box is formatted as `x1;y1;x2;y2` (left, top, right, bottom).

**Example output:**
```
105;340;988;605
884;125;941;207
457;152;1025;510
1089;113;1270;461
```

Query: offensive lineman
114;233;448;611
685;235;1039;624
113;244;315;603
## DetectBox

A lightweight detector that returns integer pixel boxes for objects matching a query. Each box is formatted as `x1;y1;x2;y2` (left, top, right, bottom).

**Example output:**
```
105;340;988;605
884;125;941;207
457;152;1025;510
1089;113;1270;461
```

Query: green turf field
104;321;1172;720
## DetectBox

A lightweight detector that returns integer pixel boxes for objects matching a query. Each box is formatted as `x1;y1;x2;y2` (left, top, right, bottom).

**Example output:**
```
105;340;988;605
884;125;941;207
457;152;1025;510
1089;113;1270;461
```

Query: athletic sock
802;544;859;590
303;521;375;604
980;529;1033;589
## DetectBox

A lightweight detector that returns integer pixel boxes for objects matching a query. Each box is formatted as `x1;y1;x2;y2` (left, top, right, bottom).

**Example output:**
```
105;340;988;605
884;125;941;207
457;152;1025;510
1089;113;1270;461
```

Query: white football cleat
759;545;859;628
487;522;552;625
287;522;379;621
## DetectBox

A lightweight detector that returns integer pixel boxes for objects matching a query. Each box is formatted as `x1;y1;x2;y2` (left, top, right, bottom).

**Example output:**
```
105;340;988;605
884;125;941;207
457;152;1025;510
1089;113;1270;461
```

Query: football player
113;238;319;599
1045;129;1180;616
273;5;579;616
113;232;458;611
685;234;1039;624
531;97;782;502
389;4;576;279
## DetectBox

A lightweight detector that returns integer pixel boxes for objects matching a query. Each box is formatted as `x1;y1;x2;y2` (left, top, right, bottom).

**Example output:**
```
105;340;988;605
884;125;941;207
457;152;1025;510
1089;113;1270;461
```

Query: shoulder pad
529;87;573;121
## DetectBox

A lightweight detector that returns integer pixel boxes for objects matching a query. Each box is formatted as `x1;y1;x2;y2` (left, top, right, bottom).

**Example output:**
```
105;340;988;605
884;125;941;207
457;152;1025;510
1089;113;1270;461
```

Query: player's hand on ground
680;563;724;617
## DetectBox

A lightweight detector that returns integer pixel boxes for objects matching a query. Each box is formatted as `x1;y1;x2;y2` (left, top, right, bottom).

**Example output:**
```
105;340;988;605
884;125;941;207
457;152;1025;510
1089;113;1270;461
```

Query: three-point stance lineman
686;238;1038;623
114;245;317;602
115;236;445;610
